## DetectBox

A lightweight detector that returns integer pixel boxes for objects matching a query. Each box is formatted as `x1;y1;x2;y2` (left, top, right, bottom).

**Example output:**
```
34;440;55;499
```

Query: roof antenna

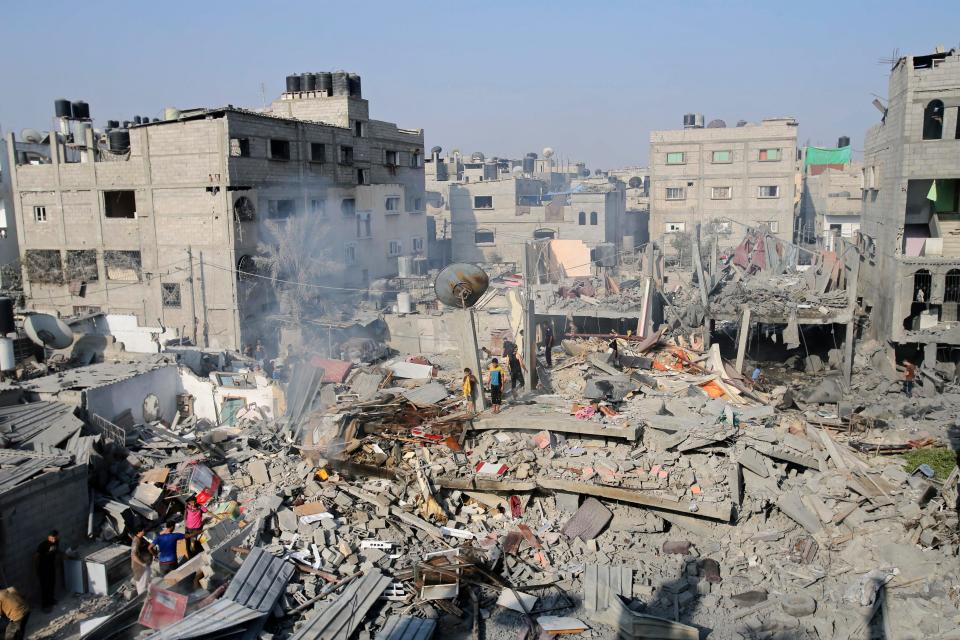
260;82;267;109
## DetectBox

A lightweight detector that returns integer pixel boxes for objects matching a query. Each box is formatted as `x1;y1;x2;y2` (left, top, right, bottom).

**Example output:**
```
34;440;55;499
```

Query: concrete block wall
0;465;89;602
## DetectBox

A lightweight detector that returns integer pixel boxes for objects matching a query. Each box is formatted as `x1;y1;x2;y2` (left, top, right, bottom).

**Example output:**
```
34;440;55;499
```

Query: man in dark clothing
541;324;555;367
34;530;59;612
508;352;526;392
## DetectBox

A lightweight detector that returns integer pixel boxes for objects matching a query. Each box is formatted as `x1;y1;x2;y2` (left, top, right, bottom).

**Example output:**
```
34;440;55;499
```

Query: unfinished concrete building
859;48;960;350
6;73;426;350
650;116;798;253
800;161;863;250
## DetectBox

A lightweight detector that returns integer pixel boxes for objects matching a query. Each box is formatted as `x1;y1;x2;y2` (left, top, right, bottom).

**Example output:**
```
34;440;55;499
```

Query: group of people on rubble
462;322;557;415
130;495;208;596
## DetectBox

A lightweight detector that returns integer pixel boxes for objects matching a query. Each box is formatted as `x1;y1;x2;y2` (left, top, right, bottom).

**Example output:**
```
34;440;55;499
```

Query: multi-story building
649;117;798;252
859;47;960;347
799;161;863;249
6;72;426;350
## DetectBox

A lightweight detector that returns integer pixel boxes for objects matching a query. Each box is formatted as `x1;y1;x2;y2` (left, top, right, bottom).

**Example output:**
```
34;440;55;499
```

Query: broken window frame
341;198;356;216
230;138;251;158
25;249;64;284
357;168;370;185
65;249;99;283
388;239;403;256
666;152;685;165
385;150;398;166
234;196;256;222
267;199;296;220
344;243;358;265
104;250;143;282
757;185;780;199
711;186;732;200
665;222;686;233
310;142;326;163
665;187;686;201
269;139;291;161
104;190;137;219
339;145;354;165
161;282;182;308
474;196;493;209
922;100;944;140
475;228;495;245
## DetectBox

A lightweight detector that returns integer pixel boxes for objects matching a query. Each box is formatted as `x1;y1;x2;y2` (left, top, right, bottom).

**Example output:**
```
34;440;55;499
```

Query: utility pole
186;246;198;346
521;242;537;392
198;250;209;347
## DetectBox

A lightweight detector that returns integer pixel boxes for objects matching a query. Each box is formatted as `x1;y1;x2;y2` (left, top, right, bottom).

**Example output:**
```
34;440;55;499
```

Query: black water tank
133;116;142;125
838;135;851;148
122;120;131;128
286;74;301;93
0;297;14;335
332;72;349;96
348;74;361;97
54;99;72;118
107;119;120;129
318;72;333;94
108;129;130;152
72;101;90;119
522;156;535;173
301;73;316;91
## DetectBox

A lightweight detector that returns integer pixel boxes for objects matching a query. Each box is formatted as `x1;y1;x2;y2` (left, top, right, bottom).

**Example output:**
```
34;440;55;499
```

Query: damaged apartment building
798;139;863;249
5;71;427;350
425;148;625;265
649;115;798;253
858;47;960;352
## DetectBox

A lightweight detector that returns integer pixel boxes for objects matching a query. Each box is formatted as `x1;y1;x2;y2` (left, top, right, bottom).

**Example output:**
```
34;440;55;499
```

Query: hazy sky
1;1;958;168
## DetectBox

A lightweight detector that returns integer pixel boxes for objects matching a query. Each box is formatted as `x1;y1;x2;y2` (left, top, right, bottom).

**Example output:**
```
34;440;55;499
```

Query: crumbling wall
84;365;179;424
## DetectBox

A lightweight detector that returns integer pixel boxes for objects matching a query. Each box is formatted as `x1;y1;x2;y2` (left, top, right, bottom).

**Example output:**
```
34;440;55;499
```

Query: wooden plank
734;306;751;375
540;478;732;522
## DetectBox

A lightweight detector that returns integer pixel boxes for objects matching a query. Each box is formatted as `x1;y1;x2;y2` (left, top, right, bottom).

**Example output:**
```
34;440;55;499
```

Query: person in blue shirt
487;359;505;413
150;521;186;575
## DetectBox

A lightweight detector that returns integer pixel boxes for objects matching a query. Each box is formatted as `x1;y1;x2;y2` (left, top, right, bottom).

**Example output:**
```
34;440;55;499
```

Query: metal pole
186;246;198;345
198;250;209;347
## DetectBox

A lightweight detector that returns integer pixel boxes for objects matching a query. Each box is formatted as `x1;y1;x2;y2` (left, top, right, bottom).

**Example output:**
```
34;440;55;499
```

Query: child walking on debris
487;358;505;413
902;360;916;397
129;524;152;595
184;496;207;558
461;368;478;414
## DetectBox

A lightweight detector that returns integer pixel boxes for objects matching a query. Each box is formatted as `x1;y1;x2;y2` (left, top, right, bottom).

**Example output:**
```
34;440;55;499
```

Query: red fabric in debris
308;357;354;383
732;239;751;269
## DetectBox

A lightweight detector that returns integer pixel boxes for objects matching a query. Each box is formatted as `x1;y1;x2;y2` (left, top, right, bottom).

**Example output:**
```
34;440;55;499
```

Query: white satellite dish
20;129;42;143
542;147;555;158
24;314;75;349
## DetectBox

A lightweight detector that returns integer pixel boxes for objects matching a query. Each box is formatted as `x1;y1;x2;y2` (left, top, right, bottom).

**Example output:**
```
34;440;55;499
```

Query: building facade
800;162;863;249
6;73;426;350
859;48;960;346
649;118;798;252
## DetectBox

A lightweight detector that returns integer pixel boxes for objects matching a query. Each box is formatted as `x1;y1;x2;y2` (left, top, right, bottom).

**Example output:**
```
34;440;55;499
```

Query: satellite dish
21;129;42;143
435;263;489;308
628;176;642;189
542;147;554;158
431;146;442;154
706;119;727;128
24;313;75;349
512;166;523;175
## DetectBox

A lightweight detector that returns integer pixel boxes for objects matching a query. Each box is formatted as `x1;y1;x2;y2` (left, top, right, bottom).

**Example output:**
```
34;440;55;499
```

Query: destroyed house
858;48;960;348
5;72;427;350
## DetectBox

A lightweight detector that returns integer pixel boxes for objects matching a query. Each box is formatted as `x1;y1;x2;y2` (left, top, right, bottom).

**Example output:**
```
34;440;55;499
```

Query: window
104;190;137;218
410;151;422;168
757;186;780;199
310;198;326;217
711;150;731;163
269;139;291;160
234;196;256;222
353;121;365;137
475;229;495;244
344;243;358;265
578;211;586;225
388;240;403;256
589;211;598;225
161;283;182;308
413;197;422;211
357;168;370;185
758;148;781;162
267;199;296;219
24;249;63;284
230;138;250;158
711;186;732;200
104;250;142;282
922;100;944;140
385;150;398;166
914;269;932;303
310;142;325;163
385;196;400;212
665;222;686;233
341;198;356;215
412;237;424;253
666;152;685;165
762;221;780;233
339;146;354;165
666;187;686;201
65;250;98;282
533;229;556;240
33;206;47;222
945;269;960;303
356;212;372;238
474;196;493;209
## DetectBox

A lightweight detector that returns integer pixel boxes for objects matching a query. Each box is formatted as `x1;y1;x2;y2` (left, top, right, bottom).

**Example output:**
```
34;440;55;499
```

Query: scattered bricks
248;459;270;485
663;541;692;555
368;518;387;530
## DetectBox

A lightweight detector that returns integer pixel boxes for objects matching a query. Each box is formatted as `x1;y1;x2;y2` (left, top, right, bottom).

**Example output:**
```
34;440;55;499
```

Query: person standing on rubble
184;497;207;558
254;341;267;369
130;525;152;595
150;522;186;576
487;359;505;413
33;531;59;612
462;368;479;414
508;350;526;394
0;586;30;640
541;323;555;367
902;360;916;397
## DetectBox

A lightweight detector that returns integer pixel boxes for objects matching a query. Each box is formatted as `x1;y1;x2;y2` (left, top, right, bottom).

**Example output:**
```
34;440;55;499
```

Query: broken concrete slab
561;497;612;541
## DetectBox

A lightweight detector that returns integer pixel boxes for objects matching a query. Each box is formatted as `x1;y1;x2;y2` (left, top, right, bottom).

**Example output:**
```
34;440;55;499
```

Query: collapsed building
4;72;427;350
858;47;960;354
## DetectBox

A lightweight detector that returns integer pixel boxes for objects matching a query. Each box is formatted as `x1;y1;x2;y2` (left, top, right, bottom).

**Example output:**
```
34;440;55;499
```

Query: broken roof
0;401;84;450
0;448;74;495
21;358;174;395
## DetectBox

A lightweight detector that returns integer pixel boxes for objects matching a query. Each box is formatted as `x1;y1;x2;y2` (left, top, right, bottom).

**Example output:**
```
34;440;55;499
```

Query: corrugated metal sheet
0;455;73;494
0;401;83;448
376;616;436;640
146;599;262;640
223;547;295;613
290;569;392;640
